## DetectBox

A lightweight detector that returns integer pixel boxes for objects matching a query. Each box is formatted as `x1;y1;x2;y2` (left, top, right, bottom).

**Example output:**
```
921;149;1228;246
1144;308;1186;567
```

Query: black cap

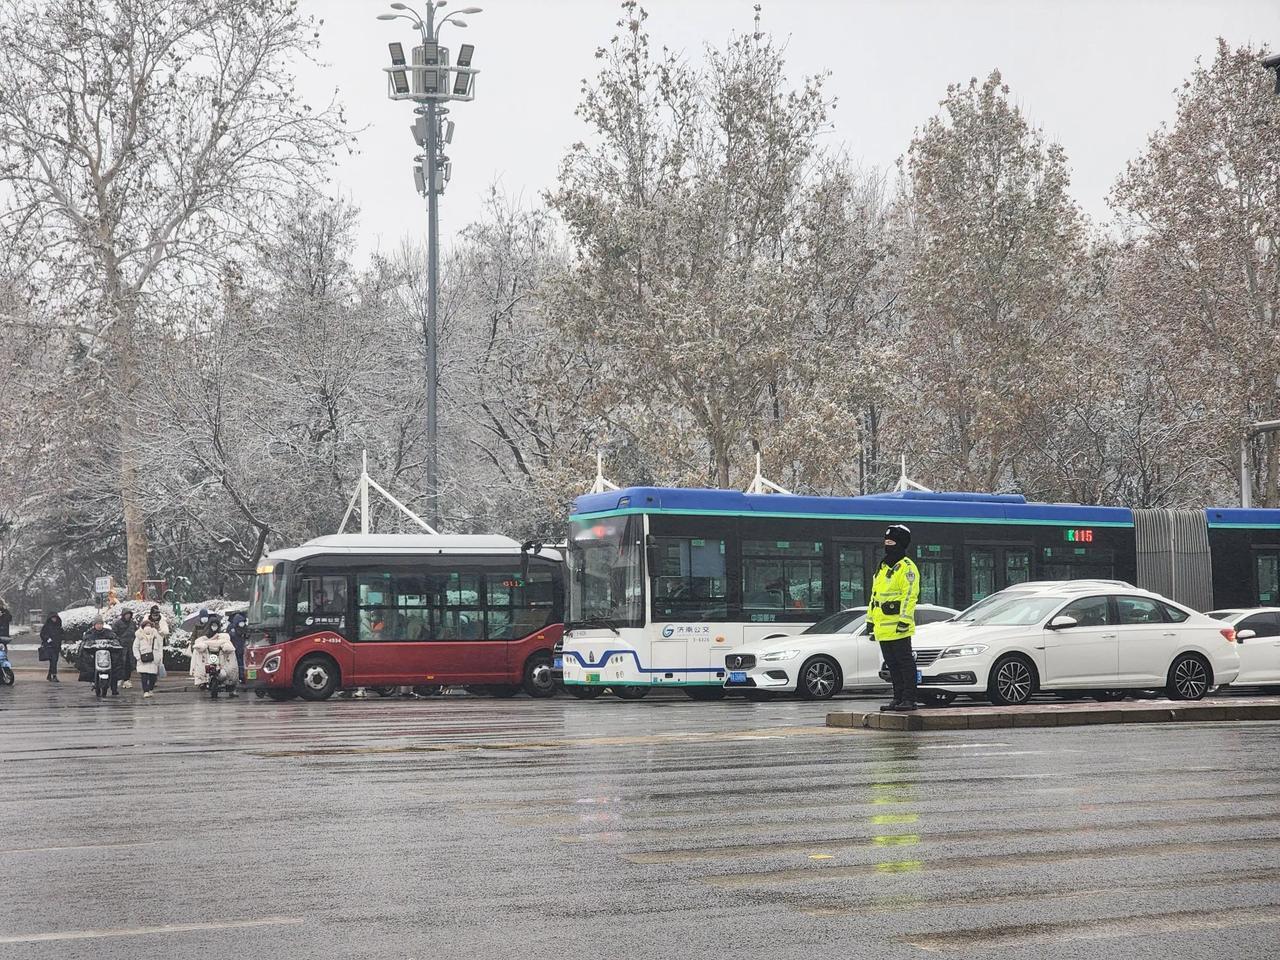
884;524;912;547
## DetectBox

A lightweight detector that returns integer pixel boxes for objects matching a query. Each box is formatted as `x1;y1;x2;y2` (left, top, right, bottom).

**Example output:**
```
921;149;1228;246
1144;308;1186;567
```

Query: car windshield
964;595;1067;626
803;609;866;635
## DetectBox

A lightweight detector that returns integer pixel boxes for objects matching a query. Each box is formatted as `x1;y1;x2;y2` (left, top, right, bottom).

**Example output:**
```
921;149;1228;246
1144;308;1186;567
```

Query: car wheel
988;655;1037;705
684;687;726;701
1167;654;1211;701
294;656;338;701
1092;690;1127;702
797;656;841;701
917;690;956;706
612;685;650;700
566;685;604;700
522;653;557;698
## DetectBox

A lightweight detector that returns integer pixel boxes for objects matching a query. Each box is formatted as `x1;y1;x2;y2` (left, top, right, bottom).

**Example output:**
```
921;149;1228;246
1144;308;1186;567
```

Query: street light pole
379;2;482;529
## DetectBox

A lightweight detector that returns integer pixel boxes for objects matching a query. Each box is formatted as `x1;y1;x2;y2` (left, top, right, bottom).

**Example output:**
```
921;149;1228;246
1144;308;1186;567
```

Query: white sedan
915;583;1240;705
1207;607;1280;689
722;604;959;701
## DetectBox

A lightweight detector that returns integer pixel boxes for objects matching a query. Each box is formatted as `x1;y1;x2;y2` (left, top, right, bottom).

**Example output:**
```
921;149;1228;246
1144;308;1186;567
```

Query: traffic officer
868;523;921;711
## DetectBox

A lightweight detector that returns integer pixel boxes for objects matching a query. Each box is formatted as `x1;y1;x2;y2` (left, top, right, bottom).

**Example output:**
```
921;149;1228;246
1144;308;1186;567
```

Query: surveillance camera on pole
378;3;484;528
1263;52;1280;94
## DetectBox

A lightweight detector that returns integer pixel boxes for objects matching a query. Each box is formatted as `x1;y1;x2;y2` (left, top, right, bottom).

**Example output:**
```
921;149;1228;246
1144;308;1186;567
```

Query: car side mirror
1236;628;1256;641
1047;615;1078;630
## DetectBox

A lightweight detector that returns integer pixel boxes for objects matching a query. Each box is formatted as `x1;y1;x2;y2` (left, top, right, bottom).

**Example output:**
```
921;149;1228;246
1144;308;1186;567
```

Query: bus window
438;572;483;640
837;545;868;607
1041;546;1115;582
295;575;348;632
970;549;995;602
650;537;728;622
486;568;556;640
1006;550;1031;587
915;545;954;607
741;540;824;621
1258;552;1280;604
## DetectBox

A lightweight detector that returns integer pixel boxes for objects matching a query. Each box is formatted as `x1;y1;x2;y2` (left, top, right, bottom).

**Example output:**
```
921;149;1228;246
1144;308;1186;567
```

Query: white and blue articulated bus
559;486;1280;699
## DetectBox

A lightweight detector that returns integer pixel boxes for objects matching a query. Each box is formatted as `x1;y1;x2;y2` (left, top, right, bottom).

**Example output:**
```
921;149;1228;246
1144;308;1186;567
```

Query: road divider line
0;916;304;944
2;840;161;854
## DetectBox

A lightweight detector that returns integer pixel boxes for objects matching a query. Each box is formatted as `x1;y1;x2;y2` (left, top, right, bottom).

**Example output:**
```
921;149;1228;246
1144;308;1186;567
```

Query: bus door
965;545;1032;605
428;570;507;681
351;571;434;686
292;571;357;678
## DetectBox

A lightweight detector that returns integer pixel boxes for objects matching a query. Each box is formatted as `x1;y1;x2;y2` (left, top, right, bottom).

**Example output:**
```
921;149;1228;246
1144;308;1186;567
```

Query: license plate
916;670;923;683
586;673;600;682
729;671;748;683
246;669;257;680
553;657;563;669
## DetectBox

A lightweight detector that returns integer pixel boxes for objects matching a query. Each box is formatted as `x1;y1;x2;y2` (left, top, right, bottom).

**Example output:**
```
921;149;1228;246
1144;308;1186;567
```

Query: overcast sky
304;0;1280;258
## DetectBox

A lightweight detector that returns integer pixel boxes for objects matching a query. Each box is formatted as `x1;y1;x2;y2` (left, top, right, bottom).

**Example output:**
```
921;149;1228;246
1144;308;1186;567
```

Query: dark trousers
234;643;245;684
141;673;157;693
47;652;59;678
880;636;918;704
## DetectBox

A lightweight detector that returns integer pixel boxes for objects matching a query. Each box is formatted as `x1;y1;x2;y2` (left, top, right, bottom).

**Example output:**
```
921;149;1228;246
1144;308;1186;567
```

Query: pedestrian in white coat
133;622;165;699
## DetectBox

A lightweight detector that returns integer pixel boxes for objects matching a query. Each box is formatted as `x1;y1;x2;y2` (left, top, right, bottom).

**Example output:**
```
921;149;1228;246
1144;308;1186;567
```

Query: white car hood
729;632;861;657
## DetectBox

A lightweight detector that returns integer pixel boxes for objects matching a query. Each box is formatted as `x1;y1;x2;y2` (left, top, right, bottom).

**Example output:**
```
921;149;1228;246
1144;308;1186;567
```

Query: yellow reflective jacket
868;556;920;642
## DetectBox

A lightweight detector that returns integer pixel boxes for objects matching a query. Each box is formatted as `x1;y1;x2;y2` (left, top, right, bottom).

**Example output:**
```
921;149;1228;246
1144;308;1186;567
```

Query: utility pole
378;2;482;527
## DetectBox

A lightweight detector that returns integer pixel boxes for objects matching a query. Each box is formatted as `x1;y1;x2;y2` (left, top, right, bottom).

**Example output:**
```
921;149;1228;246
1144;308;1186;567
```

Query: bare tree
0;0;350;591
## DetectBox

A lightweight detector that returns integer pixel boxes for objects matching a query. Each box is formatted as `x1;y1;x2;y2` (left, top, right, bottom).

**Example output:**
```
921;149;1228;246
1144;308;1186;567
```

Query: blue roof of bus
570;487;1136;526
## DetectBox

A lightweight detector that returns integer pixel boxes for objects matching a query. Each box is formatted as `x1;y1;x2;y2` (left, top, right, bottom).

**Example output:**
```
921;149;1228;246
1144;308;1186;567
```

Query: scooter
204;651;236;699
93;647;112;698
0;640;13;686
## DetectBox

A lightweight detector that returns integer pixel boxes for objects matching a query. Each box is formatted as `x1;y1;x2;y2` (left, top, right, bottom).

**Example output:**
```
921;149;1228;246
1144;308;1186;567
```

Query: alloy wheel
1173;657;1208;700
804;660;837;698
995;660;1033;704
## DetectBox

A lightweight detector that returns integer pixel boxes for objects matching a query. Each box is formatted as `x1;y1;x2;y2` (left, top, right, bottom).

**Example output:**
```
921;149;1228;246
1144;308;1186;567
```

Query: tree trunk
118;405;151;595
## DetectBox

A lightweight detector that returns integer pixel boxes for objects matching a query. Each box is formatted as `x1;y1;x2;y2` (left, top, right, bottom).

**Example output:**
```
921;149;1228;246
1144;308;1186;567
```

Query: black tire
743;690;775;702
1092;690;1127;702
522;653;557;698
266;689;296;702
917;690;957;706
988;654;1037;705
566;685;604;700
372;686;399;698
489;684;521;698
1167;654;1211;701
684;686;726;701
0;664;13;685
254;687;266;699
797;656;842;700
294;655;339;701
612;685;650;700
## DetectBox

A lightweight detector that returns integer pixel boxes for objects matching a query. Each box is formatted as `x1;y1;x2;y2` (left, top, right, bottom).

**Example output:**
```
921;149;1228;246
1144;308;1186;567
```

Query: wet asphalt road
3;678;1280;960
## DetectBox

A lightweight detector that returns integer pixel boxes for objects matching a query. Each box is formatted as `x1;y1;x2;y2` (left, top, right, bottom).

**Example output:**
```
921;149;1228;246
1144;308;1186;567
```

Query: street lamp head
451;18;468;27
376;13;399;20
459;6;483;12
390;2;409;9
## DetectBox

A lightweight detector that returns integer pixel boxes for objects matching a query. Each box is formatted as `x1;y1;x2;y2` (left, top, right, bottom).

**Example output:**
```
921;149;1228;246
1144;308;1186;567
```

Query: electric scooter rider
190;616;238;696
78;617;125;697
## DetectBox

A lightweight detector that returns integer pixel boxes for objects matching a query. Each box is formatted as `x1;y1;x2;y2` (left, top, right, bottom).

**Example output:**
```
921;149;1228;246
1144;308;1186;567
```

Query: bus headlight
761;649;800;662
262;654;282;674
939;644;987;660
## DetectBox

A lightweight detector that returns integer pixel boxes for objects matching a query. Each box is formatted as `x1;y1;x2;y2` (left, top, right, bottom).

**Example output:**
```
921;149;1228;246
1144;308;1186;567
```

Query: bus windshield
248;566;287;630
567;515;643;628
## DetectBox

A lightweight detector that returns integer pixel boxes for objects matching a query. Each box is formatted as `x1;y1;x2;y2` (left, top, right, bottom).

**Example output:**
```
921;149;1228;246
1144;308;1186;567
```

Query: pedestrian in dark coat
40;613;64;681
113;609;138;687
0;602;11;639
227;611;248;684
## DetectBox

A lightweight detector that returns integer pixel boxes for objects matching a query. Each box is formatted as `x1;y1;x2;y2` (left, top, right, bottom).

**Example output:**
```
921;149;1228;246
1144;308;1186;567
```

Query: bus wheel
522;653;557;698
684;687;725;701
295;655;339;701
566;685;604;700
612;685;650;700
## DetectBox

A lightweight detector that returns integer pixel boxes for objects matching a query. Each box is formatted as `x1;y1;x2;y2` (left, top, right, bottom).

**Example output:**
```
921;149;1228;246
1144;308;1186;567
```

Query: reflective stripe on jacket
868;557;921;642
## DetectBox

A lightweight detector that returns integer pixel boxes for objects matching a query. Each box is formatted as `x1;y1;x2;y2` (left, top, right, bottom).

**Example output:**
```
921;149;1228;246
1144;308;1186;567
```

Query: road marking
900;904;1280;951
2;840;160;854
0;916;304;944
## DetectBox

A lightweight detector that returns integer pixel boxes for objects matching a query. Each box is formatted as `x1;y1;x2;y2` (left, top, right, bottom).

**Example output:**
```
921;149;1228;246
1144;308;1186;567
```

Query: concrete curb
827;697;1280;731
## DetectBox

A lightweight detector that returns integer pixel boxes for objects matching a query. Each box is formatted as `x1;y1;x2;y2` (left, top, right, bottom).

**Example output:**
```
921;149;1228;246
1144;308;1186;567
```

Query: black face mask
883;541;908;566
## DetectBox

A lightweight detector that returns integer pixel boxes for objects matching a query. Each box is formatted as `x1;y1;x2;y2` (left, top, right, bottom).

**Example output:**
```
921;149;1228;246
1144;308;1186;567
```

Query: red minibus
244;534;563;700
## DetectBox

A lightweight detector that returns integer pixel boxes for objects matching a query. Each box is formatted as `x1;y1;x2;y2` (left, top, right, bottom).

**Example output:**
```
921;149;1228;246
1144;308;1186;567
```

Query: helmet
884;524;912;547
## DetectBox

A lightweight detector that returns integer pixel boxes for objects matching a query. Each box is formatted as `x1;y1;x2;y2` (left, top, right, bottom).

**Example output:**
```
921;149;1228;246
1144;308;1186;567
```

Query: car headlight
939;644;988;659
761;649;800;661
262;654;282;674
